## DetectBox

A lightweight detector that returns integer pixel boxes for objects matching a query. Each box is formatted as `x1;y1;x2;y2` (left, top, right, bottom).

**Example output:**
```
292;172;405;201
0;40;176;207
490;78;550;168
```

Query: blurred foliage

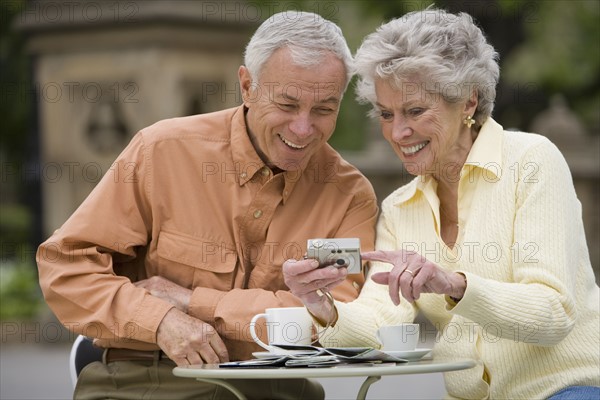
0;203;40;320
1;0;39;321
0;256;43;320
501;0;600;132
0;0;29;168
0;203;31;251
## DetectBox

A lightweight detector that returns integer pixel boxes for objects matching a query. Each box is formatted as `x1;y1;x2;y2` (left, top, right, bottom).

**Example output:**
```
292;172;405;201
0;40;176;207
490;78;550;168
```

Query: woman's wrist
307;305;337;327
449;272;467;302
306;291;337;327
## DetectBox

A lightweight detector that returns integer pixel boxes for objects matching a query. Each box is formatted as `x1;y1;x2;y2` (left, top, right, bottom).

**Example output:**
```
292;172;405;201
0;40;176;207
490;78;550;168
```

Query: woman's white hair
244;11;354;90
355;8;500;125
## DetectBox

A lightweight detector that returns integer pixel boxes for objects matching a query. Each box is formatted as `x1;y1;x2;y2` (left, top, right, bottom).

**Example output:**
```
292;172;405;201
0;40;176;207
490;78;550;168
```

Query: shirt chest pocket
156;230;238;291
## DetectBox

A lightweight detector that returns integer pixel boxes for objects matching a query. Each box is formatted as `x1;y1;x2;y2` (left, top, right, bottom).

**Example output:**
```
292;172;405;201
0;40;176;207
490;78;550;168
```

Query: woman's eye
380;111;393;120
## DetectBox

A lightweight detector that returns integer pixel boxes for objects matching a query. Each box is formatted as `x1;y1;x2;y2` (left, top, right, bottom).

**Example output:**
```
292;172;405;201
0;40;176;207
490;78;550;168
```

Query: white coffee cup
376;324;420;351
249;307;313;353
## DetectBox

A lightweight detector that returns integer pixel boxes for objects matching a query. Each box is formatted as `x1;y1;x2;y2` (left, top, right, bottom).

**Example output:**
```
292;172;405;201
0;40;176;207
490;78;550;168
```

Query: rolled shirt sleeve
37;107;378;358
37;133;175;347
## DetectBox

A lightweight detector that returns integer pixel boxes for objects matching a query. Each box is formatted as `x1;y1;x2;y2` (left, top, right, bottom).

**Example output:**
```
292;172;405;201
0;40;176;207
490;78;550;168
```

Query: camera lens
336;259;346;266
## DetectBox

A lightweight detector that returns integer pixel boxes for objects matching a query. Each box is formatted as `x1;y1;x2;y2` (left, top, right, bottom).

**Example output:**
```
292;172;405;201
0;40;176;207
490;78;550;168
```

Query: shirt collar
393;117;504;206
230;106;300;202
231;106;266;186
464;117;503;175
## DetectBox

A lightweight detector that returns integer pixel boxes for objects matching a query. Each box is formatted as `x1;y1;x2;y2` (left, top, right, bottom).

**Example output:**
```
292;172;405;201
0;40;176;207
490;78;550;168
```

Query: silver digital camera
306;238;361;274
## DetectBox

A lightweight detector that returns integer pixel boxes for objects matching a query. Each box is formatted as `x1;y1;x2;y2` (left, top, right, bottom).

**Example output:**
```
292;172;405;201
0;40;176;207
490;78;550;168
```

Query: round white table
173;358;476;400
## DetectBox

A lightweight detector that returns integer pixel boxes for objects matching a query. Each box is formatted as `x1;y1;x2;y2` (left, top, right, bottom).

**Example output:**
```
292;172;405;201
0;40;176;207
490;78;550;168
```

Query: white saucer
252;350;315;359
382;348;432;361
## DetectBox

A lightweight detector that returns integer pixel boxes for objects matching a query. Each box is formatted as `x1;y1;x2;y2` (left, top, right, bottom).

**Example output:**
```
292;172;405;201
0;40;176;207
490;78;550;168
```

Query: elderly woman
283;9;600;400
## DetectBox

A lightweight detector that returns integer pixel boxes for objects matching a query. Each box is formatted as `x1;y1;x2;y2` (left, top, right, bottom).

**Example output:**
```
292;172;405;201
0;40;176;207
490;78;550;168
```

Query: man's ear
238;65;254;107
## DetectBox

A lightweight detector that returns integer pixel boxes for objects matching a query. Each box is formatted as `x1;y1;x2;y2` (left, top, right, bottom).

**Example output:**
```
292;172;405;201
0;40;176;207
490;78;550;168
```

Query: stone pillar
17;1;257;237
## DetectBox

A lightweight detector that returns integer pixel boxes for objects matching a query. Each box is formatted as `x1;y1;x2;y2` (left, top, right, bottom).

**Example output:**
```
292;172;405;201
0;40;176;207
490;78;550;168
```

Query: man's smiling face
239;47;347;171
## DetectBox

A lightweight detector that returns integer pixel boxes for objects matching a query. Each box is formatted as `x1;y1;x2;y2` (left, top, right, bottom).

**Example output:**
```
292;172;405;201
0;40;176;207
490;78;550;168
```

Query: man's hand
362;250;467;305
282;258;346;323
156;308;229;366
135;276;192;313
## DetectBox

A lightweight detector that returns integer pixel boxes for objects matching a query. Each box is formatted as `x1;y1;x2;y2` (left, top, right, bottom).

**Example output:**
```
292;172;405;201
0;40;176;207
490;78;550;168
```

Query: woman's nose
391;118;412;142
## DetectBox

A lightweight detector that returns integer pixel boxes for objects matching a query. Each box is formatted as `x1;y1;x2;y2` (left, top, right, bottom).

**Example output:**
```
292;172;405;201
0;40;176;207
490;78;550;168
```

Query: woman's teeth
279;134;307;149
401;141;428;155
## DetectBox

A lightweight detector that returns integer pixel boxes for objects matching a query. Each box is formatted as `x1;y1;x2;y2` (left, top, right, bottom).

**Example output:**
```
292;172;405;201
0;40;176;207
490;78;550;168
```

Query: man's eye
379;111;393;120
314;107;335;115
408;108;425;117
277;103;296;110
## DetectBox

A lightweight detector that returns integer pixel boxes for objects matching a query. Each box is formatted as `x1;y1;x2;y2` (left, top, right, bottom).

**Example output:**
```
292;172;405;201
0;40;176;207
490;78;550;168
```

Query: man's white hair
244;11;354;90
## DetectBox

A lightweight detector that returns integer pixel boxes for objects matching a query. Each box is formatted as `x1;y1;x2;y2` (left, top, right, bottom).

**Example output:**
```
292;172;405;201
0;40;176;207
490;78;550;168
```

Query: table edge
173;358;476;379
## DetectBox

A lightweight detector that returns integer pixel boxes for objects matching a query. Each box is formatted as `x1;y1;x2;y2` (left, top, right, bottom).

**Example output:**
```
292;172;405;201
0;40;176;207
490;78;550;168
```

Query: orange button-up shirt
37;106;378;360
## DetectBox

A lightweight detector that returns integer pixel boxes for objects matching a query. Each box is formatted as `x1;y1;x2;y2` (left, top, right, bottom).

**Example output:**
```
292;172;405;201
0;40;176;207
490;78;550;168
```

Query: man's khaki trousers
74;357;325;400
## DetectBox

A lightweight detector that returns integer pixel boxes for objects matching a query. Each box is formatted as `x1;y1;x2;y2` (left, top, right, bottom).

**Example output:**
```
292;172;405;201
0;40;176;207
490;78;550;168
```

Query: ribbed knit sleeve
451;139;580;345
317;121;599;399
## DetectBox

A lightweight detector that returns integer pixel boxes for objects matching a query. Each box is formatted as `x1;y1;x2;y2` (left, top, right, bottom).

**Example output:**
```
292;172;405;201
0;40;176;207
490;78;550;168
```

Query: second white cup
376;323;420;351
249;307;313;353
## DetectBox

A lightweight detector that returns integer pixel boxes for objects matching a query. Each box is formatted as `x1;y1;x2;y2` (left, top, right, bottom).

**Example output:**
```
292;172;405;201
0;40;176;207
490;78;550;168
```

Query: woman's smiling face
374;79;476;179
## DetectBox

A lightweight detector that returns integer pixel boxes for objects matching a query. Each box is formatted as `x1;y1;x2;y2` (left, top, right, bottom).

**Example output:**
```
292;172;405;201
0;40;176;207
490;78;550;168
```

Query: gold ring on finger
403;269;414;276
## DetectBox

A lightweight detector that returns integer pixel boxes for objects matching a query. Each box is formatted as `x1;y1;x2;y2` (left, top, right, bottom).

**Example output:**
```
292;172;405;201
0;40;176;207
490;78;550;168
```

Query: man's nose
289;112;314;137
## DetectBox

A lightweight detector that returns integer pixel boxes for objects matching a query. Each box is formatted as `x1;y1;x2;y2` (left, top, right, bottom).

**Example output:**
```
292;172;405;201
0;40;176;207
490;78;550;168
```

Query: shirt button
240;172;247;179
261;167;270;176
253;210;263;218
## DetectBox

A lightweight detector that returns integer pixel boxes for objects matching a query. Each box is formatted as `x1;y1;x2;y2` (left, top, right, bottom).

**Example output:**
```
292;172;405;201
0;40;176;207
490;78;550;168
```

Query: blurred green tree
1;0;41;320
1;0;29;174
501;0;600;133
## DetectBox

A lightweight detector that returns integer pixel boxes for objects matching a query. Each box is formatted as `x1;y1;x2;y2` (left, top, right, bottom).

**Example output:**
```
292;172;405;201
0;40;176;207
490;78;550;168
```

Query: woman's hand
283;258;347;323
362;250;466;305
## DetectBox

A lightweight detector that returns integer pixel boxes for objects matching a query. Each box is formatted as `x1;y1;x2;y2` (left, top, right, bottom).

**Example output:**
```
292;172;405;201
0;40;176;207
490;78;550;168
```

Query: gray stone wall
19;1;255;238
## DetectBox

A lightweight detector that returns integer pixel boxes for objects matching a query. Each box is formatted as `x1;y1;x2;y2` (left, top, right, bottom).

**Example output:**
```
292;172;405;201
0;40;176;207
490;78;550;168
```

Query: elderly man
37;11;377;400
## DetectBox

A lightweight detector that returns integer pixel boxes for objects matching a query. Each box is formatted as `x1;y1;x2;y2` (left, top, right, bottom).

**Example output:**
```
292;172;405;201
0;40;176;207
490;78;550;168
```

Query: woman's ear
464;89;478;117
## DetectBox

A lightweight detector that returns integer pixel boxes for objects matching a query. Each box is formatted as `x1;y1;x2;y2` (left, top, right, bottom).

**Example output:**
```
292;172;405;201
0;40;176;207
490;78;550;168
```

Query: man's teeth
279;134;307;149
401;142;428;155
